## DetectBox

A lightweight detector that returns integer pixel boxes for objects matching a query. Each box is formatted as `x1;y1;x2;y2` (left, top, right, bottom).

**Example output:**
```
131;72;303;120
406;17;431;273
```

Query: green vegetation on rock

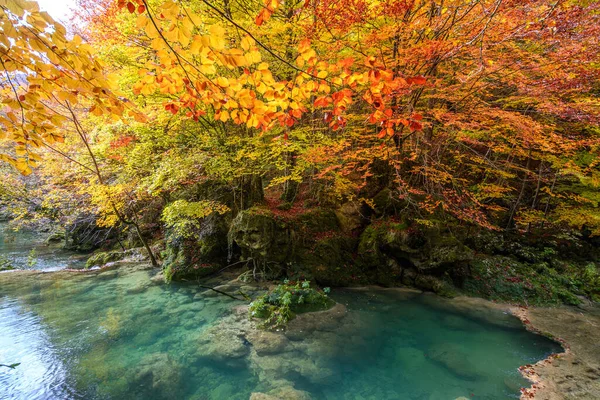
86;251;125;269
0;254;14;271
249;280;334;328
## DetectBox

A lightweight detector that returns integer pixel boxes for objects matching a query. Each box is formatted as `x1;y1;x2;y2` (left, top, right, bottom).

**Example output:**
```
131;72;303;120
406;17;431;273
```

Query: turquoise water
0;239;562;399
0;223;87;271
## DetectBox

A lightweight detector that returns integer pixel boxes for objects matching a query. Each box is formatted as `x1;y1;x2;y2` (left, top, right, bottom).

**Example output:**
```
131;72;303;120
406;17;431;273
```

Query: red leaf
137;4;146;14
314;96;330;108
409;120;422;131
407;76;427;85
126;2;135;13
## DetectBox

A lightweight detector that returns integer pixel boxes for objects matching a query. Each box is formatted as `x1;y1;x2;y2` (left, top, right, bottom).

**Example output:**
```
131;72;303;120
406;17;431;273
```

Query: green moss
86;251;124;269
461;255;595;306
295;208;340;234
45;230;65;244
414;275;458;298
0;255;14;271
161;237;221;282
229;206;290;263
162;212;230;281
249;280;335;328
292;233;363;286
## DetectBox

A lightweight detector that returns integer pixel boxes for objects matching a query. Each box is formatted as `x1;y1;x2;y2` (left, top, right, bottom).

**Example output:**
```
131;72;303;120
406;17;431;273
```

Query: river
0;225;562;399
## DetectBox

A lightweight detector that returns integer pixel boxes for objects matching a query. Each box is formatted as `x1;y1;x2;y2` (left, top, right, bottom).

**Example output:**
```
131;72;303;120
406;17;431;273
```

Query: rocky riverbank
512;304;600;399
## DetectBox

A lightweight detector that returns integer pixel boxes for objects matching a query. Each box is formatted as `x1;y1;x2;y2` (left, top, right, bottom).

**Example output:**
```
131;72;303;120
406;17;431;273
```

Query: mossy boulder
249;280;335;328
64;215;118;252
45;230;65;244
370;188;408;216
355;221;413;285
414;275;457;298
297;235;363;286
162;213;230;281
334;202;364;232
86;250;124;268
357;221;474;280
294;208;340;235
229;207;292;264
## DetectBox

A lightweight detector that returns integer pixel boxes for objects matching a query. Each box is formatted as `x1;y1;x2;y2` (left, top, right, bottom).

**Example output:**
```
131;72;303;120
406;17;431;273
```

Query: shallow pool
0;265;561;400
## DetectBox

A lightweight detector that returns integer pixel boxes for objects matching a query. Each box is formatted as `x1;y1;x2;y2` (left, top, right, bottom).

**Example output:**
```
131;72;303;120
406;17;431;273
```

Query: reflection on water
0;298;75;400
0;266;562;400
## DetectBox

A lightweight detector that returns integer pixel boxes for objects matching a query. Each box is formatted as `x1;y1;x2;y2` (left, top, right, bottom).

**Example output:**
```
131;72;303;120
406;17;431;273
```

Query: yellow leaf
209;25;226;50
216;77;229;88
240;36;255;51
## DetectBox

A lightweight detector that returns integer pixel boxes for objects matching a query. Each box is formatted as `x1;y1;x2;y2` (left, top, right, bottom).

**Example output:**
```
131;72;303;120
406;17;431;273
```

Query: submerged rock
197;327;249;361
249;386;313;400
246;330;290;355
130;352;183;399
195;306;252;365
285;303;348;338
427;343;484;381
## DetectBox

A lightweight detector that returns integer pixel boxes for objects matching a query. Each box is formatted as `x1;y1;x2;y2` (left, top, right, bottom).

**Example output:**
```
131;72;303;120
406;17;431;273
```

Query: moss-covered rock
334;202;363;232
355;221;415;286
86;250;124;268
162;212;230;281
414;275;457;298
229;207;291;265
64;215;118;252
296;235;362;286
249;280;335;328
45;230;65;244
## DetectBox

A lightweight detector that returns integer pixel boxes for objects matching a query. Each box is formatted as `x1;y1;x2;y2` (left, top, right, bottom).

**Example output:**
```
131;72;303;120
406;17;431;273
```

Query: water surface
0;236;562;399
0;223;86;271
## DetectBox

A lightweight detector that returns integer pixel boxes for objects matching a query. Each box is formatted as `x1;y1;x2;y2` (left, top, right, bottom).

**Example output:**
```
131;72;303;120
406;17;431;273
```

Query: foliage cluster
0;0;600;298
249;280;333;328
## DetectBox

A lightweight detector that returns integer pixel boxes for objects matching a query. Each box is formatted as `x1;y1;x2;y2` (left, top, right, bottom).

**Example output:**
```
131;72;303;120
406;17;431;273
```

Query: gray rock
246;330;290;355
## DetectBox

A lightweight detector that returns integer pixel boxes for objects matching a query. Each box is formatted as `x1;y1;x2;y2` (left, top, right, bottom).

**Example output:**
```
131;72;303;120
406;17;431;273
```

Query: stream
0;225;562;399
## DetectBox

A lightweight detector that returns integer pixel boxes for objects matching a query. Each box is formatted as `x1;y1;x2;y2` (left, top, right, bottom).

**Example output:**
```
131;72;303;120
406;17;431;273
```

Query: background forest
1;0;600;305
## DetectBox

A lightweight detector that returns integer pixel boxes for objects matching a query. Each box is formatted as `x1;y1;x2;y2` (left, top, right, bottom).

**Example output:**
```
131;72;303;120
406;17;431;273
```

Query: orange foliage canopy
1;0;599;232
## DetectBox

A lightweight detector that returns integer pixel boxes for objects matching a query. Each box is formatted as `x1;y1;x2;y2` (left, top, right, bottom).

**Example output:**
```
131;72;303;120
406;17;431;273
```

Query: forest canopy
1;0;599;241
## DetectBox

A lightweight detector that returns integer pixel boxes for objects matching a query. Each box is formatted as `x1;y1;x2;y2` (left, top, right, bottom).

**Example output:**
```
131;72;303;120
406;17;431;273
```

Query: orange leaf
407;76;427;85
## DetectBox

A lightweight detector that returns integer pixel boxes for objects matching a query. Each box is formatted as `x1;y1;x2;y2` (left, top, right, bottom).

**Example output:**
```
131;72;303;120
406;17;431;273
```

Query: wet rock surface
517;305;600;399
